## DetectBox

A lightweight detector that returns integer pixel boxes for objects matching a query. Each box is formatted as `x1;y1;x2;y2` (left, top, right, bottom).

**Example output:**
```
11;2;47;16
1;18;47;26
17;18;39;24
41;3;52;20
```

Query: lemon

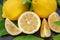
32;0;57;18
40;19;51;38
48;12;60;33
18;11;41;34
5;18;22;35
2;0;28;20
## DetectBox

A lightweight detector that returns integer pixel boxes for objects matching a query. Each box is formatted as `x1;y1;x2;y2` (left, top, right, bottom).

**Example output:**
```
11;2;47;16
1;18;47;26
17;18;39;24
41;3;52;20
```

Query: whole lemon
32;0;57;18
2;0;28;20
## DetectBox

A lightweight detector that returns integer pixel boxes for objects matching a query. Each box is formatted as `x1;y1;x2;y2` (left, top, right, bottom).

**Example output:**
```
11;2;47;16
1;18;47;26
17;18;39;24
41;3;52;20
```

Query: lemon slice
40;19;51;38
5;18;22;35
48;12;60;33
18;11;41;34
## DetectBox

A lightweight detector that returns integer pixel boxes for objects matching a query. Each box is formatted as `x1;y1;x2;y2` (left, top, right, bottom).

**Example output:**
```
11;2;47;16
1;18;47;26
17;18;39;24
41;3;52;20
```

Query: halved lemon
18;11;41;34
48;12;60;33
5;18;22;35
40;19;51;38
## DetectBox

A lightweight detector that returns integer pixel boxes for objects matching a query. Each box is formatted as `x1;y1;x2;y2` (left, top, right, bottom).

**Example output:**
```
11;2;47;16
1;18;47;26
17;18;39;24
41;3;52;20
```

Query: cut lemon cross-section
48;12;60;33
40;19;51;38
18;11;41;34
5;18;22;36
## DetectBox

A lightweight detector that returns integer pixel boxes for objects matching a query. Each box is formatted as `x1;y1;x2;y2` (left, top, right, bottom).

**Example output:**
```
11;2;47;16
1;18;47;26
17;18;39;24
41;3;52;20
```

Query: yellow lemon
32;0;57;18
2;0;28;20
18;11;41;34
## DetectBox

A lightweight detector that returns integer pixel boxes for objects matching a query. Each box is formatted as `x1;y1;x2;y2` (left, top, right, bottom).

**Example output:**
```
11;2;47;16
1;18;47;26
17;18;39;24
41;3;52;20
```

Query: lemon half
18;11;41;34
48;12;60;33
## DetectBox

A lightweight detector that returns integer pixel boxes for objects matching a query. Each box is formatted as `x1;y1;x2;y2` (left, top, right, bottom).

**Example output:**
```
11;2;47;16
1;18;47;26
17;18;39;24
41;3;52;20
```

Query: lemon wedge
5;18;22;36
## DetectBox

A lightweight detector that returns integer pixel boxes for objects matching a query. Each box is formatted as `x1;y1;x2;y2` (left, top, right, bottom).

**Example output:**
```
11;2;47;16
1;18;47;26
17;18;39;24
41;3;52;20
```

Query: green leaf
54;21;60;26
56;0;60;7
0;4;8;36
3;0;7;3
0;20;8;36
30;4;33;11
13;35;44;40
23;0;33;11
52;34;60;40
23;0;31;4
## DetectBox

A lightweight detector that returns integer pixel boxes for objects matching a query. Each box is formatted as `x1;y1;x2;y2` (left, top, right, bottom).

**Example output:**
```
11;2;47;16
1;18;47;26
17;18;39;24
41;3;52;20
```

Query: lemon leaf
56;0;60;7
54;21;60;26
30;3;33;11
14;35;44;40
52;34;60;40
23;0;33;11
0;20;8;36
0;4;8;36
3;0;7;3
23;0;31;4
